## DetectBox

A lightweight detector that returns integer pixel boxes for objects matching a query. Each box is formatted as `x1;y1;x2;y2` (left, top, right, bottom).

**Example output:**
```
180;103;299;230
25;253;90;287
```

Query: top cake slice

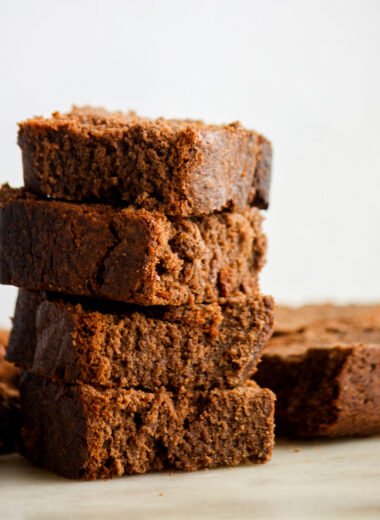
18;106;272;216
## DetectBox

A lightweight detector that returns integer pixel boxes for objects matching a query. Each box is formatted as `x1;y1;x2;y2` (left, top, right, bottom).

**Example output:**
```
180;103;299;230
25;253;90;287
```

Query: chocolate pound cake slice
20;374;275;480
8;290;274;391
0;185;266;306
18;107;272;216
255;304;380;437
0;330;20;453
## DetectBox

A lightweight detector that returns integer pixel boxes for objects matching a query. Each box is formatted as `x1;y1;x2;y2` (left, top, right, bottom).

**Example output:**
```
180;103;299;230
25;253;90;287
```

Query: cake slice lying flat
20;374;275;480
8;290;274;391
0;330;20;453
0;185;266;306
18;106;272;216
255;304;380;437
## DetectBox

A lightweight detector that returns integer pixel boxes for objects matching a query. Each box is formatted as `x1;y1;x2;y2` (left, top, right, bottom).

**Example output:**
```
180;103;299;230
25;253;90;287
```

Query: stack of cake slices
2;107;275;480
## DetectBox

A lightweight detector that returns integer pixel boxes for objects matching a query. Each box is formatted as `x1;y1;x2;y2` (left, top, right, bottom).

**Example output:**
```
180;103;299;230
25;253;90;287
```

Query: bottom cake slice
255;304;380;437
20;373;275;480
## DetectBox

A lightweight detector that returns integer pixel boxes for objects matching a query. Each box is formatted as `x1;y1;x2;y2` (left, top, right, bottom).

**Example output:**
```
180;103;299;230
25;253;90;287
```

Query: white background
0;0;379;326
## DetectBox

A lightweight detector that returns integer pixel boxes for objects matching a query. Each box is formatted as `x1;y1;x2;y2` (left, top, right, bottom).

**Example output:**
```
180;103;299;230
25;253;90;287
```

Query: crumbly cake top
18;106;252;135
267;304;380;355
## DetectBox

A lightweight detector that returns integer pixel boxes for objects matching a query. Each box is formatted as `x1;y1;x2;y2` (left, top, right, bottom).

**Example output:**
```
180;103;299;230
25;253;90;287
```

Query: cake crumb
294;448;300;453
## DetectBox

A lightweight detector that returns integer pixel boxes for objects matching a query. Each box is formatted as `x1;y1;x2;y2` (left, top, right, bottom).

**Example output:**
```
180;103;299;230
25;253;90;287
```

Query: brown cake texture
255;304;380;437
0;330;20;453
20;373;275;480
0;185;266;306
7;290;274;391
18;106;272;216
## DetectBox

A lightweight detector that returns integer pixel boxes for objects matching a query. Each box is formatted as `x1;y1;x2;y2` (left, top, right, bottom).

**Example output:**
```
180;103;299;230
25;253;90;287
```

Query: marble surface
1;437;379;520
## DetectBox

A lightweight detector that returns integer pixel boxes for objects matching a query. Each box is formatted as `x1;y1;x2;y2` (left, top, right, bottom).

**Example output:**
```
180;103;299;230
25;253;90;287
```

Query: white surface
1;437;380;519
0;0;380;325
